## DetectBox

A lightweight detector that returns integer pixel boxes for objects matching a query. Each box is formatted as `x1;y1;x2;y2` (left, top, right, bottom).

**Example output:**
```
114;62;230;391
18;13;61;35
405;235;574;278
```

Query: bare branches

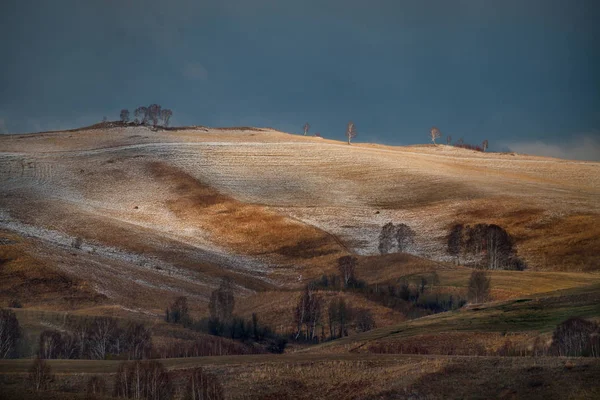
120;109;130;124
0;309;20;358
134;106;148;125
346;121;357;144
430;126;441;144
467;270;491;303
160;109;173;127
303;122;310;136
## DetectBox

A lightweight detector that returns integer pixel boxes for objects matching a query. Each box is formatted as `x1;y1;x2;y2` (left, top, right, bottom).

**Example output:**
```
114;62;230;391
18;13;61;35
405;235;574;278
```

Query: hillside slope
1;126;599;317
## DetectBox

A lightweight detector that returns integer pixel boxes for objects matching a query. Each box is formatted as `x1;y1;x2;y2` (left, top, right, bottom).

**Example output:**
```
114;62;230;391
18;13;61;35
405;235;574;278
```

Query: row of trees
447;223;526;270
120;104;173;127
38;317;152;360
430;126;488;151
29;357;225;399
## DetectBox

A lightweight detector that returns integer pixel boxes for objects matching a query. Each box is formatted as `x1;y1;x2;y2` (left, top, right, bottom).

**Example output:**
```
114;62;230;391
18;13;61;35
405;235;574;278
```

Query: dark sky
1;0;599;159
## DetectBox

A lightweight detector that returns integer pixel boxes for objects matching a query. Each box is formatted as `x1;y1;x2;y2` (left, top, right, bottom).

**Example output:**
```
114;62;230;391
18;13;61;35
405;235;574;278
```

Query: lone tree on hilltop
134;106;148;125
160;109;173;127
378;222;396;255
467;270;491;304
430;126;441;144
303;122;310;136
148;104;162;127
447;135;452;145
482;139;489;152
346;121;357;145
119;109;130;124
209;278;235;322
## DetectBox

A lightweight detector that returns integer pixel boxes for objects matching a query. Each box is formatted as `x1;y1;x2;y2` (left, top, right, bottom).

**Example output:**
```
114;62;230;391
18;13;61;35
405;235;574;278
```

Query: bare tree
294;284;323;341
550;317;599;357
126;323;152;360
120;109;130;124
446;135;452;145
148;104;162;127
378;222;396;254
134;106;149;125
395;224;416;253
354;308;375;332
86;376;107;398
88;317;117;360
346;121;357;145
184;367;225;400
482;139;489;152
0;309;21;358
467;270;491;304
338;256;357;287
160;109;173;127
430;126;441;144
38;330;63;359
114;360;172;399
209;278;235;323
166;296;190;324
303;122;310;136
447;224;464;265
29;358;52;392
327;297;351;338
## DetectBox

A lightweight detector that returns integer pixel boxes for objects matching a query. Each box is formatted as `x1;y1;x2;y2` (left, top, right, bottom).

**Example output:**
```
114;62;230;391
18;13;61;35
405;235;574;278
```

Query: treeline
164;278;288;353
447;223;527;270
29;357;225;400
118;104;173;127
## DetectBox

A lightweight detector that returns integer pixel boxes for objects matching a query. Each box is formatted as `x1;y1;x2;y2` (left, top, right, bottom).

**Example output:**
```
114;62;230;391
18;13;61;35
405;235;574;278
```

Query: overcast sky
1;1;599;159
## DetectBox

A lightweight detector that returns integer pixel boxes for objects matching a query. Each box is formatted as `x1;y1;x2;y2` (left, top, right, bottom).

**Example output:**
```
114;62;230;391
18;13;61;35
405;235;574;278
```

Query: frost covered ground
1;126;599;312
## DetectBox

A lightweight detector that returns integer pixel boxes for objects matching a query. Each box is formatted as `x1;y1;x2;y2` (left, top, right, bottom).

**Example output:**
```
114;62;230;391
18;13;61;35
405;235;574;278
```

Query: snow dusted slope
0;125;599;311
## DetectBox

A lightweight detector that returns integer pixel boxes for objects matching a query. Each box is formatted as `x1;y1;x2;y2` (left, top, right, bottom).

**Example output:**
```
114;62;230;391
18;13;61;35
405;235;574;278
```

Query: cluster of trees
467;270;491;303
28;358;225;399
447;223;526;270
120;104;173;127
378;222;417;255
293;284;375;342
430;126;488;151
37;317;151;360
165;279;287;353
550;317;599;357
